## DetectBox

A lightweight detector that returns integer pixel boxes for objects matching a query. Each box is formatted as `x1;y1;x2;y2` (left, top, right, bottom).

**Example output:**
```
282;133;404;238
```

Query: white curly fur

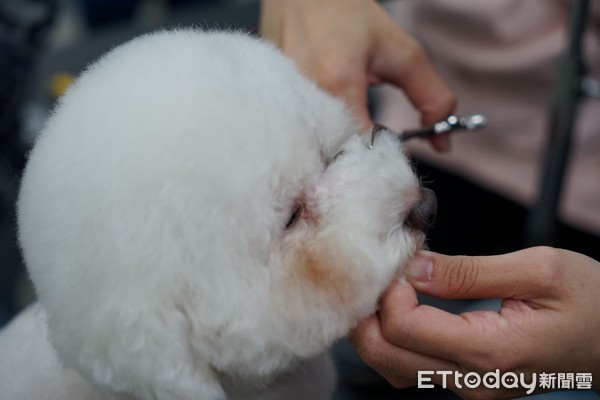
14;30;425;399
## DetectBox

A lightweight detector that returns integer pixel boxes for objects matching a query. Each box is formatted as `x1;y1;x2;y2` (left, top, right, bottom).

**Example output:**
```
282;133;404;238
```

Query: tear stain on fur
292;244;355;304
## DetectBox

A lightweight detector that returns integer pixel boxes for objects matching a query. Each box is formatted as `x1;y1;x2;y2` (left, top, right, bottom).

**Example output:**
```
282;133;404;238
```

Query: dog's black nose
405;187;437;233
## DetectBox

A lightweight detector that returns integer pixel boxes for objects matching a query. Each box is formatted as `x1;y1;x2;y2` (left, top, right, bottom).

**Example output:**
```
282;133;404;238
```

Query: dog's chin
413;231;429;251
396;232;426;278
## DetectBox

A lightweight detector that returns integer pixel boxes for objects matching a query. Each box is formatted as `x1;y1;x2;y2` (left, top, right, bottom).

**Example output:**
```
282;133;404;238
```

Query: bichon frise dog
6;30;436;400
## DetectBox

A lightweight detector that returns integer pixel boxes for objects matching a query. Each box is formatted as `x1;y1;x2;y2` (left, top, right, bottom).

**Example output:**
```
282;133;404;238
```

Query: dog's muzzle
405;187;437;233
367;125;437;233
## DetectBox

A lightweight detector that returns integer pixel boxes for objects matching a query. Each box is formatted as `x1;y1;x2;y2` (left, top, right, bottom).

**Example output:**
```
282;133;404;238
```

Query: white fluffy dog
8;30;435;400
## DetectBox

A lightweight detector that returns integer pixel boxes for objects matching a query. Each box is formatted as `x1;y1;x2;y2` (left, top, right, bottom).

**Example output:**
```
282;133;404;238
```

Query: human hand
350;247;600;399
259;0;455;151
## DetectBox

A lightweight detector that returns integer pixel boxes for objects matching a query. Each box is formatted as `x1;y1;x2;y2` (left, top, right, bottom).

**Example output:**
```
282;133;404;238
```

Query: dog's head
18;30;435;399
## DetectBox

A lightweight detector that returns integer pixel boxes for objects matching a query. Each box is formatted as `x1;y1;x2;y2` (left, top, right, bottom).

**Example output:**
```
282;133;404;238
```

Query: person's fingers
429;134;451;152
311;59;372;129
260;0;455;136
258;0;279;39
376;280;514;366
405;247;565;301
332;66;371;129
349;310;459;388
370;27;455;127
341;87;372;131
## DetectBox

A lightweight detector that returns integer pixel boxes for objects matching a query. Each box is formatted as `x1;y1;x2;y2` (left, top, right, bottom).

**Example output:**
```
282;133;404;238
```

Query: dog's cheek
290;243;358;304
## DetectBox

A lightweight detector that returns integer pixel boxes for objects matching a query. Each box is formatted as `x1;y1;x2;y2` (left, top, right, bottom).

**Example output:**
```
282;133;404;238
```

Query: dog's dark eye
332;150;345;162
285;205;302;229
324;150;344;169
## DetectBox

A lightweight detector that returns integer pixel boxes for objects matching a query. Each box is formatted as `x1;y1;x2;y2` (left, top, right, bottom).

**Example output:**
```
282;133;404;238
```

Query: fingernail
406;253;433;283
398;277;409;287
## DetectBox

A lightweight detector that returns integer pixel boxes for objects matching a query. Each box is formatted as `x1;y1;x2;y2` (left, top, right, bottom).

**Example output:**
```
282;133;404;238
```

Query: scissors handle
399;114;487;142
369;114;487;148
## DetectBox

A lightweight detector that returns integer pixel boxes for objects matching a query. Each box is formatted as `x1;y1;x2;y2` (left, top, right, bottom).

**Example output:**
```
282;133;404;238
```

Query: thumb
405;247;562;300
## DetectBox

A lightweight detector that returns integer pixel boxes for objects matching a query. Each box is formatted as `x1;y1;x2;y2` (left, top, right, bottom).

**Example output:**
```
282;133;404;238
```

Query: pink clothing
379;0;600;235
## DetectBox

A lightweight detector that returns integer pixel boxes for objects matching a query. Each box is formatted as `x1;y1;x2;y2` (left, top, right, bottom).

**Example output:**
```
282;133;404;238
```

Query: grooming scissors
369;114;487;148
